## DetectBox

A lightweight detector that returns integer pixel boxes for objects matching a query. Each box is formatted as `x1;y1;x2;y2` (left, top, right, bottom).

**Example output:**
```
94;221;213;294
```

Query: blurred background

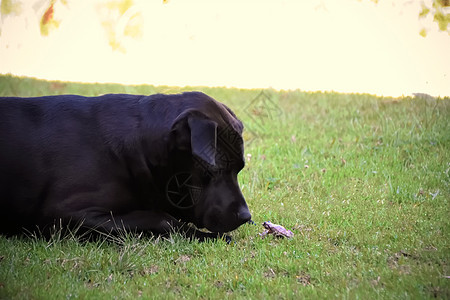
0;0;449;97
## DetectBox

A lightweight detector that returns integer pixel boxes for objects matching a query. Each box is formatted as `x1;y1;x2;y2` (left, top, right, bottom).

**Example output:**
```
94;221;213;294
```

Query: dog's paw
223;234;232;244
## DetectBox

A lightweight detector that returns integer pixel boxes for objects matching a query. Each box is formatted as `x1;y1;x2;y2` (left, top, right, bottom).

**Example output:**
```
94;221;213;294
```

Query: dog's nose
237;208;252;224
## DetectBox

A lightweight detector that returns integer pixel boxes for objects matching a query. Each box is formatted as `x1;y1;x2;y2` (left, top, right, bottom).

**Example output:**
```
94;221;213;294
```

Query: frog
260;221;294;238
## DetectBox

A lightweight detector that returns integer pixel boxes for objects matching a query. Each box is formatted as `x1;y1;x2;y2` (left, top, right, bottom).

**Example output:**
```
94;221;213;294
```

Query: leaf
98;0;143;52
433;11;449;31
105;0;133;15
42;3;54;25
123;12;143;39
419;5;430;18
1;0;22;16
40;3;60;36
419;28;427;37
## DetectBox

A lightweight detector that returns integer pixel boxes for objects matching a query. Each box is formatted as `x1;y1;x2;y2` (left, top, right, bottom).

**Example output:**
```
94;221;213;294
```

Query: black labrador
0;92;251;240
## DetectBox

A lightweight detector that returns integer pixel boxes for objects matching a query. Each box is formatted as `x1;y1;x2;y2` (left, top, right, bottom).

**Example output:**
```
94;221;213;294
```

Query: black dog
0;92;251;240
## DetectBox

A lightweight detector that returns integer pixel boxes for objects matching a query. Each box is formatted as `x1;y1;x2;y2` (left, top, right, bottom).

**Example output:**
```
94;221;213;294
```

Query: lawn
0;74;449;299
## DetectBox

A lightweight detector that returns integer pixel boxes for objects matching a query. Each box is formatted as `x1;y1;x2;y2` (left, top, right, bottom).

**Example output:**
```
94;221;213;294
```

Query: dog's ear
188;117;217;166
170;112;217;166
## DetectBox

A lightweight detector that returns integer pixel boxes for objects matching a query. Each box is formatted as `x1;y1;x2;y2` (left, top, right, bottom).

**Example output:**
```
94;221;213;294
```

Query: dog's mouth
202;219;241;234
186;222;224;236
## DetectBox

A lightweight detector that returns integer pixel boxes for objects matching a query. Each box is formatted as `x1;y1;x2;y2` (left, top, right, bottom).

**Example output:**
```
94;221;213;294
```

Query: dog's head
167;94;251;233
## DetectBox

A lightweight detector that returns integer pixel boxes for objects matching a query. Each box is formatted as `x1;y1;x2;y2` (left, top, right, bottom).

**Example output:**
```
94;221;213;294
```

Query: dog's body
0;92;251;240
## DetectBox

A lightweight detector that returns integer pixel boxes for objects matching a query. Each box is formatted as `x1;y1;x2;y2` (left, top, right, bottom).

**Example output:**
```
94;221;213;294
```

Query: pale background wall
1;0;449;97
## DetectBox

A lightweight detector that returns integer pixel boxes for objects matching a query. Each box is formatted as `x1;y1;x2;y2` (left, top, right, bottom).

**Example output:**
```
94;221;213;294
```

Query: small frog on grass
260;221;294;238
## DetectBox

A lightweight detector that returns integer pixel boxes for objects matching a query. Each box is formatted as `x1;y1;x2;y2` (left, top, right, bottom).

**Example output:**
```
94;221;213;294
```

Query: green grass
0;74;449;299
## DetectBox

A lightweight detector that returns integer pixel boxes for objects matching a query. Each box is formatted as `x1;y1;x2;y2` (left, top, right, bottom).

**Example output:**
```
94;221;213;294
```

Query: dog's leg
67;208;226;242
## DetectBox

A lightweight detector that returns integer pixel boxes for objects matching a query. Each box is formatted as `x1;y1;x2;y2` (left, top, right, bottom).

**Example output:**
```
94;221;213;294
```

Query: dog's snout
237;208;252;224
